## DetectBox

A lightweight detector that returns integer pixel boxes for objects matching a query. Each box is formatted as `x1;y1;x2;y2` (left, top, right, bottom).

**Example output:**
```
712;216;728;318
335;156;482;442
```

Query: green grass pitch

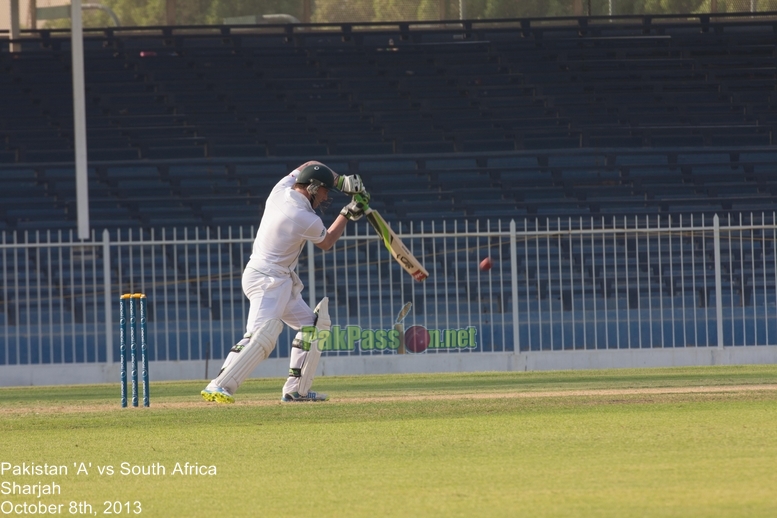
1;365;776;517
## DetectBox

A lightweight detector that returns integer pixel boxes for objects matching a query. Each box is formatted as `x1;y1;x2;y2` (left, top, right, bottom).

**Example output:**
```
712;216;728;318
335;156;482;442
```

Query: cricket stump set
120;293;150;407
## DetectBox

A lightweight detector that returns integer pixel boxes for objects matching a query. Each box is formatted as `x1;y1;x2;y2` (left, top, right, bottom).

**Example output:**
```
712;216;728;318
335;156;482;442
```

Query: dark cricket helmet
295;163;337;192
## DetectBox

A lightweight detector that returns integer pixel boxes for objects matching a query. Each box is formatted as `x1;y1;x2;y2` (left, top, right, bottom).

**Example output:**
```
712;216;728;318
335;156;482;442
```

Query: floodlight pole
71;0;90;240
9;0;21;52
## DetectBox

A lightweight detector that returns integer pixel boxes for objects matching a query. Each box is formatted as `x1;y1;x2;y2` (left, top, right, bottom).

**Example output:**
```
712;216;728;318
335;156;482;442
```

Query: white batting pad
298;297;330;396
214;319;283;394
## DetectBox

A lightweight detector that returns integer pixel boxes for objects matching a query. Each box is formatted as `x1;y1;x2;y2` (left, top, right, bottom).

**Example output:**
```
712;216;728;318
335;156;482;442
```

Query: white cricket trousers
242;267;314;334
209;267;314;394
243;267;315;395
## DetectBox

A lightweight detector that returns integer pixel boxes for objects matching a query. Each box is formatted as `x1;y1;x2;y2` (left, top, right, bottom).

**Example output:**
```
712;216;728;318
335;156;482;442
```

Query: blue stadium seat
2;18;777;233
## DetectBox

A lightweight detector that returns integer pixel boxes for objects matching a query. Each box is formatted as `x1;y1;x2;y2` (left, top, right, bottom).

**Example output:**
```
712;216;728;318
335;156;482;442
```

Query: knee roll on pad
314;299;331;330
291;335;311;352
213;319;283;395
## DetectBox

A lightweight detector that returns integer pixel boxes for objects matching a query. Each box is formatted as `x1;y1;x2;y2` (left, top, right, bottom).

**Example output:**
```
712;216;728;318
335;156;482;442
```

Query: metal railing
2;214;777;367
7;9;777;41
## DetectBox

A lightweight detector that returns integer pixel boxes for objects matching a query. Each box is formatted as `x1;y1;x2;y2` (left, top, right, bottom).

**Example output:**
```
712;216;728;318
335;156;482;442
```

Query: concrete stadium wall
1;347;776;387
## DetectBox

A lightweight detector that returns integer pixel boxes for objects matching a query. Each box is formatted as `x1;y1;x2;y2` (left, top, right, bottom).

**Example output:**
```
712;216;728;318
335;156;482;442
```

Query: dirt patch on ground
342;383;777;404
2;384;776;416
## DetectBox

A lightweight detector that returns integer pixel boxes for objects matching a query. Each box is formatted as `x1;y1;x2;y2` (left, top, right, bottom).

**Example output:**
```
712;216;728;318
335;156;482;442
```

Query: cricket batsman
201;161;368;403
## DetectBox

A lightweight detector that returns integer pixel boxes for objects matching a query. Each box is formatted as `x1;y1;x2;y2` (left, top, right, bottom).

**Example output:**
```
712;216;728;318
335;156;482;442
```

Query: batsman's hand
336;174;366;195
353;191;370;207
340;194;369;221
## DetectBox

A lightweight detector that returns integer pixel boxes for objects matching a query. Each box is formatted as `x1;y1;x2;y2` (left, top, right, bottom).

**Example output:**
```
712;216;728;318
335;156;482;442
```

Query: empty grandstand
2;12;777;382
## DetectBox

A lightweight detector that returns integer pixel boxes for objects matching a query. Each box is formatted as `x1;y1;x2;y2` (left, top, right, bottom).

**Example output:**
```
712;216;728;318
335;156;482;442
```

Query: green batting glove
353;191;371;209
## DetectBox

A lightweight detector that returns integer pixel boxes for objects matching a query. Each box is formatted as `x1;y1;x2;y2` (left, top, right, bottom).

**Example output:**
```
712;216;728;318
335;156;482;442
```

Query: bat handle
395;323;405;354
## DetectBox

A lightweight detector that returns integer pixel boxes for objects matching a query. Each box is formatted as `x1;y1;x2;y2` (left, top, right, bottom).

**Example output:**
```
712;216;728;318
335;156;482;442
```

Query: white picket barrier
3;214;777;386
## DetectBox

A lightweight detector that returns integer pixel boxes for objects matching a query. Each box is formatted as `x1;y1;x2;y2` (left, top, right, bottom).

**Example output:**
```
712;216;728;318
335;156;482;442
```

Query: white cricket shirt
245;171;326;275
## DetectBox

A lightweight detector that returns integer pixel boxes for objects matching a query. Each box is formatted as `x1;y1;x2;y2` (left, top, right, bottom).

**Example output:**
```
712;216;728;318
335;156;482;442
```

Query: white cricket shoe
281;391;329;402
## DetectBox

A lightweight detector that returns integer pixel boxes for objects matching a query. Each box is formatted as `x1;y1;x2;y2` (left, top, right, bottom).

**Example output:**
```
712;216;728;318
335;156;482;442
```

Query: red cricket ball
404;325;430;353
479;257;493;271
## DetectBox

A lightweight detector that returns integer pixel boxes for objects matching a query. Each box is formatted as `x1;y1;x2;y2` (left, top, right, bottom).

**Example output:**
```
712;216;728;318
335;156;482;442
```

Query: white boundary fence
2;214;777;386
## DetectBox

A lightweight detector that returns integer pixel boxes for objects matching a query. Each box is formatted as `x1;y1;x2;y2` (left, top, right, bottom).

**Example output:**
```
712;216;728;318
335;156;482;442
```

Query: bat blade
365;210;429;282
395;302;412;324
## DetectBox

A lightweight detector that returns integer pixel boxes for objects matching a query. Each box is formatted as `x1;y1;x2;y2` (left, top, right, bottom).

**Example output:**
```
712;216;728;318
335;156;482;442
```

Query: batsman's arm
315;215;348;251
317;192;369;251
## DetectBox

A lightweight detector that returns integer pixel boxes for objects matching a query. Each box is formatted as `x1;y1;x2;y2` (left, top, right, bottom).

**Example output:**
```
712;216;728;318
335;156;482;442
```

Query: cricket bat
364;208;429;282
394;302;412;354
